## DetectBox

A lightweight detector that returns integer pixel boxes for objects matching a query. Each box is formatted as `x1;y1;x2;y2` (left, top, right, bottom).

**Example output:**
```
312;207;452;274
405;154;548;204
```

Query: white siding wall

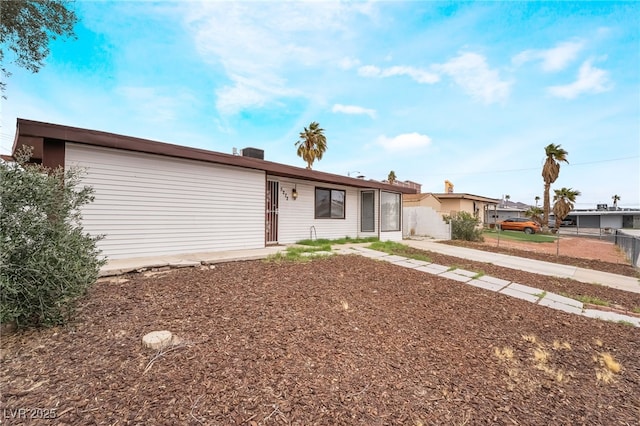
274;177;361;243
66;143;266;259
380;230;403;242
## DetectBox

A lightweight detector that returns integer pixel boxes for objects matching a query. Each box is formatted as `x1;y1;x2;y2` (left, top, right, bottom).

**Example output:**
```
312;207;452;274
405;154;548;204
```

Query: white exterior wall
403;206;451;240
601;215;623;229
380;229;403;242
273;177;404;243
274;177;360;243
66;143;266;259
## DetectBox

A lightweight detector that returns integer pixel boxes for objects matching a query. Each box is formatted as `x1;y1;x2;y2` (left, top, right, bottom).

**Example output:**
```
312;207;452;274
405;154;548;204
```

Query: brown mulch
395;245;640;312
1;256;639;425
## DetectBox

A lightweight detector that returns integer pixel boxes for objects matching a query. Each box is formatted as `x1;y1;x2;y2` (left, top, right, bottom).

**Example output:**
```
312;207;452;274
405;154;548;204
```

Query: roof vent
241;147;264;160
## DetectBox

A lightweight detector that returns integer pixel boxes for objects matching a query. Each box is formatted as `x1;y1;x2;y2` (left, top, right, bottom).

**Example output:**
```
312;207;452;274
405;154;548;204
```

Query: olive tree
0;146;105;327
1;0;78;93
444;211;484;242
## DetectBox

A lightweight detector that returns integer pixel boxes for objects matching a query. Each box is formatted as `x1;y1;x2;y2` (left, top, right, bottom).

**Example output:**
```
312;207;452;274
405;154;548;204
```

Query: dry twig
143;342;189;374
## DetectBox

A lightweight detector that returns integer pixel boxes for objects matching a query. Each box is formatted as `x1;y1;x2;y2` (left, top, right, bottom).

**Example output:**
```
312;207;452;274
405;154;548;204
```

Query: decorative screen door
266;180;279;244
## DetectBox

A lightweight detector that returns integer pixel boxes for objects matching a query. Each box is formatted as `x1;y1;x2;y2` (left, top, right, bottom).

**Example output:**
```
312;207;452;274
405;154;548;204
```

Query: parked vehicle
549;218;575;227
497;218;541;234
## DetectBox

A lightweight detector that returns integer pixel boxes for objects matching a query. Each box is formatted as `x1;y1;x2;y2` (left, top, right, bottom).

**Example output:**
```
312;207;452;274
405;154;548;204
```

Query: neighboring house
402;192;500;239
388;179;422;193
11;119;417;260
557;210;640;230
430;193;500;223
487;206;529;224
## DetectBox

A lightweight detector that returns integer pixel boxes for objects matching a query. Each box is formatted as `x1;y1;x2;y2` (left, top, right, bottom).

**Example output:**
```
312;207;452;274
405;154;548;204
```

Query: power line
422;155;639;177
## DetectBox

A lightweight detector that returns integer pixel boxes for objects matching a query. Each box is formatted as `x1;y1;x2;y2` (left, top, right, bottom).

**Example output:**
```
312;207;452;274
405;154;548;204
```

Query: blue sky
1;1;638;208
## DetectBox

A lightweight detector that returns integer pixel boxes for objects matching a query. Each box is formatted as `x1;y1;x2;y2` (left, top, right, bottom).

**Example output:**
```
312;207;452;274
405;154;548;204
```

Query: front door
266;180;279;244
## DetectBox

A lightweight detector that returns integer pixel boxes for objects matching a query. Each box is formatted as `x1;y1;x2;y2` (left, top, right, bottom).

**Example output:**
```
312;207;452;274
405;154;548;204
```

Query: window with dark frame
315;188;345;219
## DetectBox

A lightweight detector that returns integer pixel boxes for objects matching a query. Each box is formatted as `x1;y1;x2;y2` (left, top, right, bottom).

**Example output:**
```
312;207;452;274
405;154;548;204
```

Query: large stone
142;330;173;350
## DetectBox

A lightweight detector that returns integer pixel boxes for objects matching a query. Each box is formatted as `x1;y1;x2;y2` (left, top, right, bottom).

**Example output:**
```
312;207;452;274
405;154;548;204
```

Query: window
315;188;345;219
381;191;400;231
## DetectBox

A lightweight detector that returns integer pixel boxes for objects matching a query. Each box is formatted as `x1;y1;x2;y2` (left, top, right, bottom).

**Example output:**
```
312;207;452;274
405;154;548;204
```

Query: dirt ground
1;253;639;425
480;234;629;264
445;236;637;279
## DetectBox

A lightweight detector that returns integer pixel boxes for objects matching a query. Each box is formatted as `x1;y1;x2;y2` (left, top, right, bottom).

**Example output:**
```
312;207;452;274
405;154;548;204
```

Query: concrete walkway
100;246;287;277
403;239;640;294
99;241;640;327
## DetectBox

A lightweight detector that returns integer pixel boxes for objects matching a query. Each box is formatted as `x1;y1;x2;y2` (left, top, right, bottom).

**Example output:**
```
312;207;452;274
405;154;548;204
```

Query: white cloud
183;2;373;115
434;53;511;104
339;57;361;70
358;65;440;84
377;133;432;151
332;104;376;118
547;60;612;99
116;86;195;123
512;40;584;72
215;74;299;116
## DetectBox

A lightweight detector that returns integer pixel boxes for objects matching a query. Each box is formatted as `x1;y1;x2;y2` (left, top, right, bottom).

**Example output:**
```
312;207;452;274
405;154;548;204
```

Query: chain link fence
614;230;640;268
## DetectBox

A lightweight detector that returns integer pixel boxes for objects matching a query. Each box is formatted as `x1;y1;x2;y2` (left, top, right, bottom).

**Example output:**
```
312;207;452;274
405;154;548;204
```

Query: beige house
403;193;441;210
402;192;499;239
432;193;500;221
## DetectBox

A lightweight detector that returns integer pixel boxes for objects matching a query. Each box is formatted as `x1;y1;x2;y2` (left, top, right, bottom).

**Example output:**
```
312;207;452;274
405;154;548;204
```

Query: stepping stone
499;286;541;303
392;260;422;269
449;269;477;278
541;292;583;309
508;283;542;295
380;255;409;262
468;278;506;292
405;259;431;267
415;264;449;275
538;299;584;314
439;271;472;282
142;330;173;350
476;276;511;287
582;309;640;327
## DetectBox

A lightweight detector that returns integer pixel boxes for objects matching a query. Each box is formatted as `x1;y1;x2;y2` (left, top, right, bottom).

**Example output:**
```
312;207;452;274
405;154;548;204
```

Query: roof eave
13;118;417;194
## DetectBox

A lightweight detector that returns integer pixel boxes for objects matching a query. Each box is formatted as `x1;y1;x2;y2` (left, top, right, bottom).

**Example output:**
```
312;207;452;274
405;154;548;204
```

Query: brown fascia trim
432;192;500;204
14;118;418;194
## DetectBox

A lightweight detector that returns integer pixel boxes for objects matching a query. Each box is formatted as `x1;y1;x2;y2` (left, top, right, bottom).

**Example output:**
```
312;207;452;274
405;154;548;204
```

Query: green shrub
0;147;106;327
444;211;484;242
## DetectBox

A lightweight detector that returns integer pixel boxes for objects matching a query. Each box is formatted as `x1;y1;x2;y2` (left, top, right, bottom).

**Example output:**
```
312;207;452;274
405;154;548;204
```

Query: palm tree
534;196;540;207
504;194;510;207
387;170;397;184
612;194;621;210
552;187;581;232
295;122;327;169
524;206;544;225
541;143;569;229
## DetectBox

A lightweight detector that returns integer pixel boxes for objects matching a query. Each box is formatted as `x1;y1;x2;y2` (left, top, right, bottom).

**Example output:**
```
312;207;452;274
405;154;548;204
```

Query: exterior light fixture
292;185;298;200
